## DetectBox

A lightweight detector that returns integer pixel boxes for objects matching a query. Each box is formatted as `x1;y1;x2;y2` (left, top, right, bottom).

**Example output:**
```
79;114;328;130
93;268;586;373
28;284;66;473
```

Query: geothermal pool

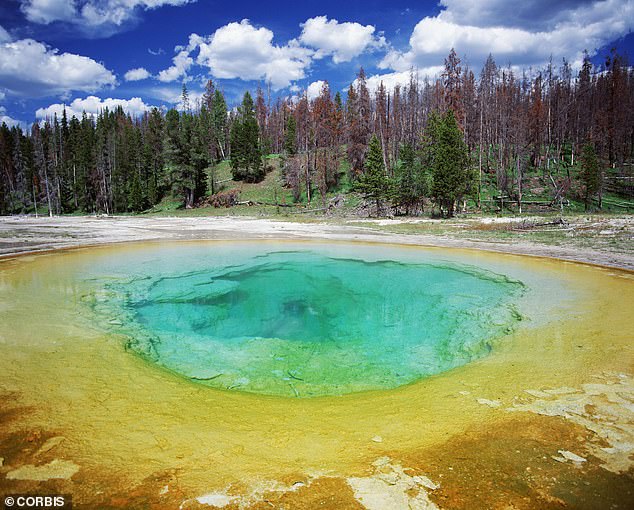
91;247;525;396
0;241;632;508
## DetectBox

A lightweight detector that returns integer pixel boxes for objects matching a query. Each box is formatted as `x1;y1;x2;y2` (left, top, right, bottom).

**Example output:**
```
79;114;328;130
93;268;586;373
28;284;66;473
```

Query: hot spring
1;240;632;508
88;247;525;396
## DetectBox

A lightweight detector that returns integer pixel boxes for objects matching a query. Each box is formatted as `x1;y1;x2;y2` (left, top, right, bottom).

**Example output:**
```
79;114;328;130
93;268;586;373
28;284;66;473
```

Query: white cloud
306;80;326;101
438;0;597;30
20;0;77;24
145;86;202;110
20;0;193;29
0;39;116;97
383;0;634;72
175;90;203;111
124;67;151;81
175;32;205;53
197;20;313;90
0;107;26;129
36;96;153;120
0;25;12;43
146;86;182;103
157;49;193;82
359;68;444;95
299;16;384;64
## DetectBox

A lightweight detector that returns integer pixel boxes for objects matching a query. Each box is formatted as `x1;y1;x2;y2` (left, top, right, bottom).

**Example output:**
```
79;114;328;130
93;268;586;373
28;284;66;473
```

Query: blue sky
0;0;632;128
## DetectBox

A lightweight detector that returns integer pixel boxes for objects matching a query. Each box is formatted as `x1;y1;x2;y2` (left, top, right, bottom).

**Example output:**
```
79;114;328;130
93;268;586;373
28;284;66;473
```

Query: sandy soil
0;215;632;270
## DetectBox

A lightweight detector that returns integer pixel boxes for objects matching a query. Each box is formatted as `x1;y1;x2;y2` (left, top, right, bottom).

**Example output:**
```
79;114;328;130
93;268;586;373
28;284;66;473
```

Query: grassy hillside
146;153;634;218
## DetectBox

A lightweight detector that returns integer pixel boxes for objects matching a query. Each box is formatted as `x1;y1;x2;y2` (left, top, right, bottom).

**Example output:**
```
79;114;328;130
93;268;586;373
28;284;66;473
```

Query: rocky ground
0;214;632;270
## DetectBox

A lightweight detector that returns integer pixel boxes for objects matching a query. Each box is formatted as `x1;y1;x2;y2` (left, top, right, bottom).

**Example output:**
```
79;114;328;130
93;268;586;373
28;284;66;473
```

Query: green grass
145;153;634;222
147;155;365;218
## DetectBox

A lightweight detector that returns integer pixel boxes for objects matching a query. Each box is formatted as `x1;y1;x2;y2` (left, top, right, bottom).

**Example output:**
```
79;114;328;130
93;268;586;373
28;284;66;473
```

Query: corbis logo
3;495;71;509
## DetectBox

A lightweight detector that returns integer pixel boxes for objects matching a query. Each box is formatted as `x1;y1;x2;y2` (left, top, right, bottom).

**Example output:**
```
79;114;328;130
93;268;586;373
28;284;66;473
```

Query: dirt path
0;215;633;271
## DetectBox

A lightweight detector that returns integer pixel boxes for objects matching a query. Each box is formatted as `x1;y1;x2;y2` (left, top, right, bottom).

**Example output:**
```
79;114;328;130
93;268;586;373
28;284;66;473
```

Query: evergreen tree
128;170;144;212
77;113;96;212
181;83;191;112
230;91;263;182
579;143;602;210
427;110;473;217
165;108;198;208
0;123;16;213
355;134;392;216
395;143;429;214
284;115;297;155
190;113;211;201
144;108;165;206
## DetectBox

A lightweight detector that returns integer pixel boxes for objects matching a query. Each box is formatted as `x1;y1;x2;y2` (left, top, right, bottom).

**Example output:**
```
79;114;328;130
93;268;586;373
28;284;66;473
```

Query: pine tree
427;110;473;217
0;123;16;213
579;143;601;210
164;108;198;207
284;115;297;155
181;83;190;112
144;108;164;206
395;143;429;214
355;134;392;216
128;170;144;212
230;91;263;182
443;48;463;124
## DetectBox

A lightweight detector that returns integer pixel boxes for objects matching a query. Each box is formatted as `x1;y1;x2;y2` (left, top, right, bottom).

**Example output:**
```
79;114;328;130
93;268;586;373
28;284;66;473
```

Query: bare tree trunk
305;152;311;204
56;177;62;215
478;104;483;208
517;154;522;214
73;163;78;208
32;184;38;218
44;166;52;217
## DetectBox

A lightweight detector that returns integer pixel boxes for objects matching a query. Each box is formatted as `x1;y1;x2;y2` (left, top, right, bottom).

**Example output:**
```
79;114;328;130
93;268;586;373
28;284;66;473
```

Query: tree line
0;49;632;216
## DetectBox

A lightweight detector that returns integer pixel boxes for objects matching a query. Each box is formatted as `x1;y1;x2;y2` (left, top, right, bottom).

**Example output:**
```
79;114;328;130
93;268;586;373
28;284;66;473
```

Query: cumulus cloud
124;67;151;81
197;20;313;89
143;86;203;110
306;80;326;101
20;0;193;32
0;25;12;43
36;95;153;120
0;39;116;97
439;0;597;30
153;34;205;82
0;106;26;129
358;68;444;95
20;0;77;24
383;0;634;71
157;50;193;82
299;16;385;64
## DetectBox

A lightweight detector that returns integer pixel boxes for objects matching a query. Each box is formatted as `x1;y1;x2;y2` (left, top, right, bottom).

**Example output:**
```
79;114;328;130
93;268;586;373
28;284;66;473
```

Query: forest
0;49;632;217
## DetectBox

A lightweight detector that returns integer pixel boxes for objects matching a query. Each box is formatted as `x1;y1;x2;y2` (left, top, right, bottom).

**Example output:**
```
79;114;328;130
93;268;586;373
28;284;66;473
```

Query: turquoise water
86;244;525;397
